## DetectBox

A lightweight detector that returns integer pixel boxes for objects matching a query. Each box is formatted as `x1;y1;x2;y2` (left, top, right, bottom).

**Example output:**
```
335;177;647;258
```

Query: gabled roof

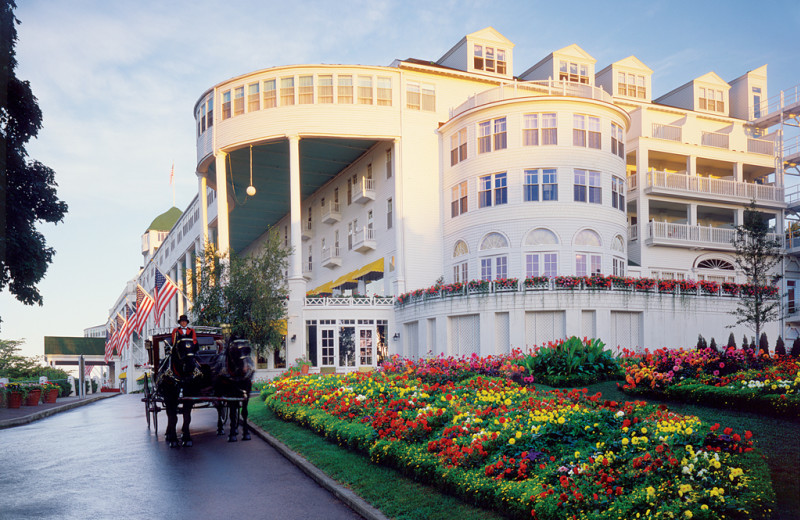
437;26;514;64
694;71;730;87
552;44;596;64
147;207;182;232
612;55;653;73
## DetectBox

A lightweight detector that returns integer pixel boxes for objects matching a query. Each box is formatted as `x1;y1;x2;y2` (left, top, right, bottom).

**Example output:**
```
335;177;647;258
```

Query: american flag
114;312;126;356
120;304;135;352
154;267;179;326
104;322;115;363
133;284;155;334
84;364;93;378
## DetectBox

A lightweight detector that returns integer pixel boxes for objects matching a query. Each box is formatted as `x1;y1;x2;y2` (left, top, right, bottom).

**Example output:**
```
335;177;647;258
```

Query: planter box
24;389;41;406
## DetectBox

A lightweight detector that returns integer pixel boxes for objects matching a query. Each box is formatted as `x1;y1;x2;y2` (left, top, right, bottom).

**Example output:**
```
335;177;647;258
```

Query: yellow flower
646;486;655;496
621;438;629;446
557;416;566;425
516;431;522;439
508;437;516;445
684;511;693;519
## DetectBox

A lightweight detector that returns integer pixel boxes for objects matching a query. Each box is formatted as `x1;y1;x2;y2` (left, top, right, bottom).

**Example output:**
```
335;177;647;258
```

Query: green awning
44;337;106;356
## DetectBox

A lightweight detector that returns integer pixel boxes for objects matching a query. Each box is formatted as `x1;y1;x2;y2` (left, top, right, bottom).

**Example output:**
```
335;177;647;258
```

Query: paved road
0;394;363;520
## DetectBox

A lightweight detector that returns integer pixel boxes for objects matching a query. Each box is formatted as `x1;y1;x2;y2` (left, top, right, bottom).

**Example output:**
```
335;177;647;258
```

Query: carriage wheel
143;373;152;429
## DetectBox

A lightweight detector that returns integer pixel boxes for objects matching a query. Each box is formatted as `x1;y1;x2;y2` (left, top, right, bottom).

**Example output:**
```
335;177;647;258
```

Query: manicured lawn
247;402;507;520
578;381;800;520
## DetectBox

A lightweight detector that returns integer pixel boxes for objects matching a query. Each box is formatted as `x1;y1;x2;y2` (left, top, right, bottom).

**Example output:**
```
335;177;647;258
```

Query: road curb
248;421;389;520
0;393;121;430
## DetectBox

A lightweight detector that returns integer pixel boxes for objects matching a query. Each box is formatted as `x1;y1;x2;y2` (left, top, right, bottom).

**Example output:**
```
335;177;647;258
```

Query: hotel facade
105;28;799;383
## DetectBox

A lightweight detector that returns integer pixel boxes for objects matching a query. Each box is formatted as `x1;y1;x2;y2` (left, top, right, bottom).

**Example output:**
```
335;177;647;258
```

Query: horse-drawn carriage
141;326;255;448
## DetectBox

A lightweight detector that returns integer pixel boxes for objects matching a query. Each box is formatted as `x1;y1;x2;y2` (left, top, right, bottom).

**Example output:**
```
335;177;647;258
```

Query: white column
214;152;230;254
286;135;306;365
686;155;696;176
733;162;743;183
199;173;209;246
392;138;406;294
184;251;194;304
689;204;698;226
174;265;184;318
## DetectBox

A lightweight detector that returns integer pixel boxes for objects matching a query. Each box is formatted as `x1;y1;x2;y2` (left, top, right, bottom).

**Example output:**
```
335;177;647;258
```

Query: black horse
154;337;205;448
212;338;256;442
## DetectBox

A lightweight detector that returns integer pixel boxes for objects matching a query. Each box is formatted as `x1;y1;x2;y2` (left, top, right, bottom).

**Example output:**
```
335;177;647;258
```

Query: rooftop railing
645;170;784;203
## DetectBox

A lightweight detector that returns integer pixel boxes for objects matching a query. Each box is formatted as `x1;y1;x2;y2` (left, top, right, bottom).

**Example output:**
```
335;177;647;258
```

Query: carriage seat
194;348;220;366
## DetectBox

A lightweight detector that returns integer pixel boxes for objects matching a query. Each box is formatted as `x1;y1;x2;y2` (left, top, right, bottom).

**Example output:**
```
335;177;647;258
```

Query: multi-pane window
222;90;232;119
280;77;295;106
525;169;559;202
574;115;599;148
377;77;392;106
753;86;762;119
307;245;313;272
346;178;352;205
478;173;507;208
358;76;373;104
298;75;314;104
247;82;260;112
207;95;213;127
478;117;507;153
613;257;626;276
473;45;507;74
386;149;392;178
699;87;725;112
348;222;354;250
233;86;244;116
318;75;333;103
523;114;539;146
481;256;507;281
526;253;558;278
573;115;586;147
338;75;353;104
574;169;601;204
611;122;624;158
559;61;589;84
588;116;601;149
263;79;277;108
611;176;625;211
387;198;393;229
450;128;468;166
542;113;557;145
789;280;796;314
406;82;420;110
617;72;646;99
421;83;435;111
451;181;468;217
453;262;468;283
575;253;602;276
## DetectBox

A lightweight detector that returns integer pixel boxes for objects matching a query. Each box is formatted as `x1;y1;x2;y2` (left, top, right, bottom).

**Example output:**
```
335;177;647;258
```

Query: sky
3;0;799;358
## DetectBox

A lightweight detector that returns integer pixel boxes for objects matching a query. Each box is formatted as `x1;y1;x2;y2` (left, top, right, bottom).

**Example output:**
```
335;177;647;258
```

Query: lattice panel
404;321;419;359
581;310;596;339
525;311;565;347
611;312;641;352
450;315;480;357
495;313;510;355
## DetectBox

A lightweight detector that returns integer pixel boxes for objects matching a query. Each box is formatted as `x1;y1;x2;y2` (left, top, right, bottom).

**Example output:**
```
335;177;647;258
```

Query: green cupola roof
147;207;182;232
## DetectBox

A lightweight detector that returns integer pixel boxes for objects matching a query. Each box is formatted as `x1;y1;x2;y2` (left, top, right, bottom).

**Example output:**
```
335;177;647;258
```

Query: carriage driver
171;315;198;345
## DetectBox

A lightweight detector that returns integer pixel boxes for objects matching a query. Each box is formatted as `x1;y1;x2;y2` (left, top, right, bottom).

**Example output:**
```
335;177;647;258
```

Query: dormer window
473;44;507;74
559;60;589;84
617;72;646;99
699;87;725;113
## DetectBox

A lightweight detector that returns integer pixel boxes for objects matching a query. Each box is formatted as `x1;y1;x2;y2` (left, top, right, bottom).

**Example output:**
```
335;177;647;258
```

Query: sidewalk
0;392;120;429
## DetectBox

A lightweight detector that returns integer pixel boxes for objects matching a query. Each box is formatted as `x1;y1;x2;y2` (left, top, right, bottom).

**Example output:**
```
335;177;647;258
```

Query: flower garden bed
620;348;800;418
263;366;775;519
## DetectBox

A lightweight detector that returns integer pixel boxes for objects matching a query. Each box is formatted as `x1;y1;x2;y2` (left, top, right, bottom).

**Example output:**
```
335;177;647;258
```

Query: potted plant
5;383;25;409
293;355;312;375
24;383;43;406
42;382;60;403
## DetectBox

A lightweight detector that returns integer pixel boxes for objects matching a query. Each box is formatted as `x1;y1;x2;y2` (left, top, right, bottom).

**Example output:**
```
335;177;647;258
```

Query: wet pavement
0;394;363;519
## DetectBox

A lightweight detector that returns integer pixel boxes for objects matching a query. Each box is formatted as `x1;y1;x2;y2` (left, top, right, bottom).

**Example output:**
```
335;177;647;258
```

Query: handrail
646;170;783;202
754;83;800;120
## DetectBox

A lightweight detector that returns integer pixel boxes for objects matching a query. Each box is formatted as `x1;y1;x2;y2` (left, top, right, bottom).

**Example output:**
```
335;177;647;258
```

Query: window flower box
608;276;635;291
441;282;464;297
467;279;490;293
494;278;518;292
698;280;720;295
678;279;698;294
633;278;656;292
554;276;582;290
585;274;611;290
658;279;678;293
523;276;549;290
721;282;739;296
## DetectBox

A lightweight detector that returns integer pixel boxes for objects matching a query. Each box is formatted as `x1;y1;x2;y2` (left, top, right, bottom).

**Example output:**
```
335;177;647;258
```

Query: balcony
787;232;800;254
352;227;376;253
321;201;341;224
747;138;775;155
628;225;639;241
701;131;729;149
354;177;375;205
303;262;313;280
652;123;682;142
645;221;781;251
321;246;341;268
644;170;784;205
627;173;638;191
302;221;313;241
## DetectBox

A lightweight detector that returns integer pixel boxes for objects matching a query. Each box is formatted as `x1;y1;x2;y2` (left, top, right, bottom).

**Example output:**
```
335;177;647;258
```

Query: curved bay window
453;240;469;283
479;232;509;281
574;229;603;276
523;228;559;278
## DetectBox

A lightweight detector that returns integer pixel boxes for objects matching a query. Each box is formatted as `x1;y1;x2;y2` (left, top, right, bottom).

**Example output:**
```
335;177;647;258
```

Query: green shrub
512;337;622;387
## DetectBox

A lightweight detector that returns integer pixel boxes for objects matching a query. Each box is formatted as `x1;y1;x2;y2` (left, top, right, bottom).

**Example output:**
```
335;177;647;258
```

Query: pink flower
719;362;725;368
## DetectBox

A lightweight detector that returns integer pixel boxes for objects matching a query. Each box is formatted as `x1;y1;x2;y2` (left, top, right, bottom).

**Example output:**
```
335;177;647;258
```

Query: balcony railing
353;226;376;253
321;246;341;268
647;221;781;249
701;131;729;149
451;80;613;118
305;295;395;307
321;201;341;224
627;173;638;191
354;177;375;204
652;123;682;142
747;137;775;155
628;225;639;241
302;220;313;241
787;232;800;251
645;170;784;203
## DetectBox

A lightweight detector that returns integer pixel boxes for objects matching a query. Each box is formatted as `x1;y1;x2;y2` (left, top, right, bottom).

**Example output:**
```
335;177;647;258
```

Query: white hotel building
107;28;799;380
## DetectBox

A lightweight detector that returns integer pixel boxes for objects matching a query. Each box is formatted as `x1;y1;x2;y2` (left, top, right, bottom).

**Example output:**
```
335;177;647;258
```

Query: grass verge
247;400;506;520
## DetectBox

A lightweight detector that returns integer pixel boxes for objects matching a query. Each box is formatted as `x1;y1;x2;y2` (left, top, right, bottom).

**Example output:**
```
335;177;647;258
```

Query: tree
791;337;800;358
729;201;782;339
726;332;736;351
758;332;769;357
190;231;289;356
0;2;68;328
775;336;786;356
709;337;717;352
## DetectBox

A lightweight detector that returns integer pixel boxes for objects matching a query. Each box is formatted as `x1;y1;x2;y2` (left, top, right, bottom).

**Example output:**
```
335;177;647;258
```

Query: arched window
697;258;734;270
523;228;559;246
574;229;602;247
480;232;509;250
453;240;469;258
612;235;625;252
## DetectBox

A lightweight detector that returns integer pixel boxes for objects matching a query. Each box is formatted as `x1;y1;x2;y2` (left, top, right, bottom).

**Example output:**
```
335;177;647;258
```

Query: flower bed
264;367;774;519
621;348;800;417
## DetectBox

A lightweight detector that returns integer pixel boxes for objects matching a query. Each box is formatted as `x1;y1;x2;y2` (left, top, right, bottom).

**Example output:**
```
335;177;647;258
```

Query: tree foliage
0;1;68;326
190;232;289;356
0;337;69;380
729;201;782;338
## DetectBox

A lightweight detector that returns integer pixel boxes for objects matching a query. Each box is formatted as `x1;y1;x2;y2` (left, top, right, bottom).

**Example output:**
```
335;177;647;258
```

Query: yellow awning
118;372;127;379
309;280;335;295
136;373;147;382
332;272;358;289
352;258;384;281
